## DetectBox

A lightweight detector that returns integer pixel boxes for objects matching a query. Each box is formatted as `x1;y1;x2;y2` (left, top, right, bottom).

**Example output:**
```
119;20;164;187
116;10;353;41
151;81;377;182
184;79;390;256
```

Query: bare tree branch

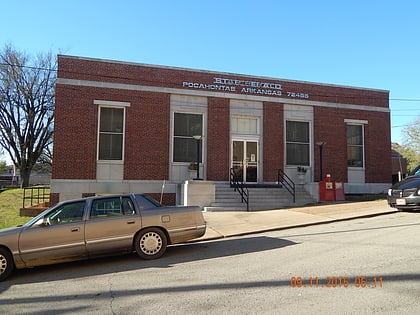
0;44;55;187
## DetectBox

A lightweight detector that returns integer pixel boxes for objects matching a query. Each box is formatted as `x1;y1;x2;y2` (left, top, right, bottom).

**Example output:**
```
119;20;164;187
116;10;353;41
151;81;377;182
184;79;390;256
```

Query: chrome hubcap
140;232;162;255
0;254;7;274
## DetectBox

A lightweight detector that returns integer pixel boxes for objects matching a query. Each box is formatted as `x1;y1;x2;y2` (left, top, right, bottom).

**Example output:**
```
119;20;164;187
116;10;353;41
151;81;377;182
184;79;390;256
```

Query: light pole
316;141;326;181
192;135;202;180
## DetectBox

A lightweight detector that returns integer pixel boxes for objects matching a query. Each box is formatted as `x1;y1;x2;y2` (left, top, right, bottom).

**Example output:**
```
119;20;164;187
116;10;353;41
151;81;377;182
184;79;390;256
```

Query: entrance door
232;140;258;182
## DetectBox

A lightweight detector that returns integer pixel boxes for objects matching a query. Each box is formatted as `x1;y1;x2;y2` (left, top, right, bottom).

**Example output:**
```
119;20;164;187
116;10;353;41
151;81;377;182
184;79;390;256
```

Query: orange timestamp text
290;276;383;288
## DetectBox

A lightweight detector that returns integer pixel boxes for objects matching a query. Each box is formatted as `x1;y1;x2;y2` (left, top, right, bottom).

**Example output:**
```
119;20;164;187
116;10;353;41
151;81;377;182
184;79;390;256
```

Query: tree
401;115;420;172
0;45;55;187
0;160;7;173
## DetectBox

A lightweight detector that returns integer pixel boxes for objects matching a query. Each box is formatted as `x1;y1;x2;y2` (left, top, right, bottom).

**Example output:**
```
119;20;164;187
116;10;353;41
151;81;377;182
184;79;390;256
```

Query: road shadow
279;221;420;238
2;272;420;310
0;236;296;287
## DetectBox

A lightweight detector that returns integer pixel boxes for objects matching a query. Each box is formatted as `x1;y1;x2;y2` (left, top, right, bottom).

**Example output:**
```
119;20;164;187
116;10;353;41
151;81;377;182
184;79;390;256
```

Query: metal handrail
229;168;249;211
278;169;296;203
22;186;51;209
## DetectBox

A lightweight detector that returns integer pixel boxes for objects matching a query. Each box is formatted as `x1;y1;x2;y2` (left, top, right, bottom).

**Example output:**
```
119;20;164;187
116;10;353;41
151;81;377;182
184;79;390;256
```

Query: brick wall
54;55;391;192
148;193;176;206
314;107;392;183
263;102;284;181
58;56;389;108
52;85;98;179
124;92;170;180
314;107;348;182
207;97;230;181
364;111;392;183
49;193;60;206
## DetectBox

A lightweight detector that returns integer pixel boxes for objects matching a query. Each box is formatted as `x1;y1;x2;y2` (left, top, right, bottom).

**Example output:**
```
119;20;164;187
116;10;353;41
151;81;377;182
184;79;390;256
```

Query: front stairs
204;183;317;211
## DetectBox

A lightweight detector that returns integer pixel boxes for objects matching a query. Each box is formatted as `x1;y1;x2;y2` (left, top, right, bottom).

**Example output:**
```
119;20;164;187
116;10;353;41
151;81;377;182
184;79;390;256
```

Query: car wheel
0;248;14;282
134;228;167;260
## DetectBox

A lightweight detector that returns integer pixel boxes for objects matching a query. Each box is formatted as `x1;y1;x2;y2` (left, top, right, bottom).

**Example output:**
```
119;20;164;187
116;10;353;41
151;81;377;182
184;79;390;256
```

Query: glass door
232;140;258;183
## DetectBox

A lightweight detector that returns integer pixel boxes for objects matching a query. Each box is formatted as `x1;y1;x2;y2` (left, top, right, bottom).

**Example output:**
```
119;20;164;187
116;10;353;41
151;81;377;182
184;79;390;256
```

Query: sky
1;0;420;147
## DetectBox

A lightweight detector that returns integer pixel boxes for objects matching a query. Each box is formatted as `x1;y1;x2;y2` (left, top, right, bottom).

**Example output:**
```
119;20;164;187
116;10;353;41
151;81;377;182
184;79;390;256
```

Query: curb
194;209;399;242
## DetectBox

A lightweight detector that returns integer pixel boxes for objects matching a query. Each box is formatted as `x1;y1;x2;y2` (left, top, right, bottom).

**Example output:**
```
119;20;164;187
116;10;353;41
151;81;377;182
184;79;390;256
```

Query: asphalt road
1;211;419;314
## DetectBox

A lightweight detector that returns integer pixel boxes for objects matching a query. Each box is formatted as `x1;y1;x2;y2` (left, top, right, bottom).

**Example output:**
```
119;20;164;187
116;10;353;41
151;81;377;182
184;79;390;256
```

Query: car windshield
410;164;420;176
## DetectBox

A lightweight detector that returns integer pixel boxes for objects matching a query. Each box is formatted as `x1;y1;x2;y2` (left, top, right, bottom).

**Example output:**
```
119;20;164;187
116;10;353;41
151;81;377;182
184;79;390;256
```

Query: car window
44;201;86;225
90;197;135;219
135;194;161;209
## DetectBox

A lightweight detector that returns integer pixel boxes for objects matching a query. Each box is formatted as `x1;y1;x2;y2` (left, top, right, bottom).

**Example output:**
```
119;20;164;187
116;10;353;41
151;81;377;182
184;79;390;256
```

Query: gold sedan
0;194;206;281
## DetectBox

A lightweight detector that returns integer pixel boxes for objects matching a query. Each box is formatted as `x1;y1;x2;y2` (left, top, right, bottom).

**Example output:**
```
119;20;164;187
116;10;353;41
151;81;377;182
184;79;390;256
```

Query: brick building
51;55;391;207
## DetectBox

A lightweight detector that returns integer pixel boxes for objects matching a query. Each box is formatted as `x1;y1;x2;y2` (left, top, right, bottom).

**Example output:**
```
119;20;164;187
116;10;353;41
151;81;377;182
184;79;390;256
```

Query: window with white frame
347;124;364;167
286;121;310;166
98;107;125;160
173;113;203;163
231;117;258;135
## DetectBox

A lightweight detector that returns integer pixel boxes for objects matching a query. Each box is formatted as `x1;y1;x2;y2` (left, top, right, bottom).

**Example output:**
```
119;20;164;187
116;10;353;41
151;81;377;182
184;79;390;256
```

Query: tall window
347;125;364;167
98;107;124;160
173;113;202;162
286;121;309;166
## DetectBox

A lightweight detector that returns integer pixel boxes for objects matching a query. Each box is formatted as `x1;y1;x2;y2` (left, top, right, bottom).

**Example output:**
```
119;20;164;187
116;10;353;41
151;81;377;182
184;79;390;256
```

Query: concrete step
209;183;317;211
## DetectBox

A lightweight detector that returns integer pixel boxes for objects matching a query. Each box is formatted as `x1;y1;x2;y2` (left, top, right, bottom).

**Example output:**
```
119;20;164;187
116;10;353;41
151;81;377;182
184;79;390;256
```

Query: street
1;211;419;314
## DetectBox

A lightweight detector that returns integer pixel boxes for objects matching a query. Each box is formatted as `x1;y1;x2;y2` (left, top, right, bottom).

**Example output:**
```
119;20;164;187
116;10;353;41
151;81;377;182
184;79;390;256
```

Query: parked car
0;194;206;281
387;175;420;211
410;164;420;176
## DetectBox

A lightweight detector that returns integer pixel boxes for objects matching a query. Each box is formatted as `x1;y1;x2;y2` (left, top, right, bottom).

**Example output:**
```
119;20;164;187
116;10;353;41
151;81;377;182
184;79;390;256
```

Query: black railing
229;168;249;211
278;169;296;203
22;186;50;209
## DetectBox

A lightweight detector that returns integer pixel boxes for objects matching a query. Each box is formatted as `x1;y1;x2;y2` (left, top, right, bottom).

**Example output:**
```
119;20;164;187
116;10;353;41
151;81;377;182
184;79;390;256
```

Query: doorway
232;140;258;183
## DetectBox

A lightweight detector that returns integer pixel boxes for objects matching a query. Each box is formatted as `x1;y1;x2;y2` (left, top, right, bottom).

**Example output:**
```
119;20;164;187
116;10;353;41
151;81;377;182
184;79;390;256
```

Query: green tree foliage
401;116;420;172
0;44;55;187
0;160;8;173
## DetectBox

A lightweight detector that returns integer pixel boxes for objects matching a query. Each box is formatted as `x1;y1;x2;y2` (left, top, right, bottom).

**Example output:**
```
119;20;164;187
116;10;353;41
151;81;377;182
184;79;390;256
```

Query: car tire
0;248;14;282
134;228;167;260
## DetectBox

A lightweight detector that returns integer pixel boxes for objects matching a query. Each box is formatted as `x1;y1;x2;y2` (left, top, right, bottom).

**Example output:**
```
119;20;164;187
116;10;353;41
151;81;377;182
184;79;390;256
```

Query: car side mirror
33;218;47;227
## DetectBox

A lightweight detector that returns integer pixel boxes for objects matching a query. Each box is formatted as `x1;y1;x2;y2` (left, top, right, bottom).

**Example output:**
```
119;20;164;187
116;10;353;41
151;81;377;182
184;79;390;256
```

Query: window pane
100;108;124;133
90;197;134;217
232;117;258;134
173;138;202;163
286;143;309;165
347;146;363;166
286;121;309;142
99;107;124;160
99;133;123;160
347;125;362;145
347;125;364;167
46;201;86;224
286;121;309;166
173;113;202;162
174;113;202;137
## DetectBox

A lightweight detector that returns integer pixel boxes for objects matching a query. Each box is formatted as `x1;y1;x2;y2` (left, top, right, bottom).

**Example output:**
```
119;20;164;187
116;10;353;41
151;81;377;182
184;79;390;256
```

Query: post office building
51;55;391;209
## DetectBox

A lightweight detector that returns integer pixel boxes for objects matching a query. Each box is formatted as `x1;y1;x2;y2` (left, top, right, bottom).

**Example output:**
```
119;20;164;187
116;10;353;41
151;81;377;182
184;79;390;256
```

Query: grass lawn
0;189;36;229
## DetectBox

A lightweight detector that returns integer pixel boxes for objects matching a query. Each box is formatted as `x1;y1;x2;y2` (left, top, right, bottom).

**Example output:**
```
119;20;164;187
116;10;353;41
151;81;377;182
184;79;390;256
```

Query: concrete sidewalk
199;199;397;241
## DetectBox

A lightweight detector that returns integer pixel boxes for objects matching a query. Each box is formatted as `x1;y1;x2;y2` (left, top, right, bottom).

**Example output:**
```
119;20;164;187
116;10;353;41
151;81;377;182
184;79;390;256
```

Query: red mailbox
319;174;335;201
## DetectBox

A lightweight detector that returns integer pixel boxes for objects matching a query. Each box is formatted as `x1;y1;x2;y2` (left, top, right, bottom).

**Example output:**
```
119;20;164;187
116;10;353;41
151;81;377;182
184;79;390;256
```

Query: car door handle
71;227;80;232
127;220;135;224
